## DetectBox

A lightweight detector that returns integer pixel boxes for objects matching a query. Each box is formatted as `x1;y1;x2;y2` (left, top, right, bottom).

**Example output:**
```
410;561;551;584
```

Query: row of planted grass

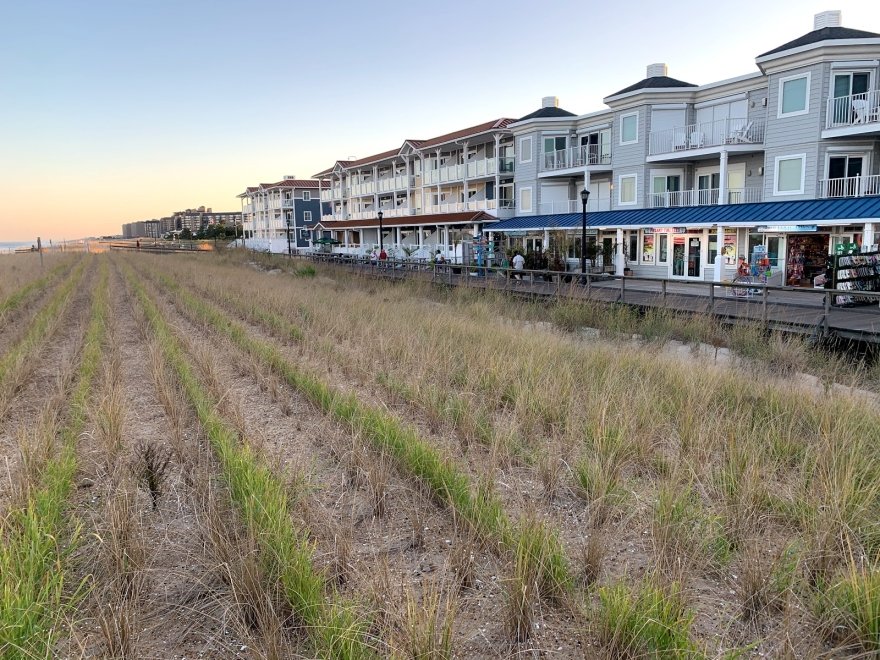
185;252;880;653
138;258;574;605
0;261;107;659
122;265;374;659
0;261;86;386
0;257;76;319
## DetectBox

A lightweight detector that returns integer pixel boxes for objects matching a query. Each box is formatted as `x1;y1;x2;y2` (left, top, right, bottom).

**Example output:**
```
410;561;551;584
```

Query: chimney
541;96;559;109
814;10;842;30
647;63;668;78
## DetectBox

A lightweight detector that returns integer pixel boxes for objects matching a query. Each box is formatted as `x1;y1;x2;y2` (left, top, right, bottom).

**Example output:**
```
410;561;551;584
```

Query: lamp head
580;188;591;204
377;211;384;221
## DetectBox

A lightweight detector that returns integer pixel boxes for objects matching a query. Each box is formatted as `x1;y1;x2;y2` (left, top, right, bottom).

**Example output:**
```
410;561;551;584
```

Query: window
620;112;638;145
642;233;655;263
519;186;533;212
543;135;566;154
774;154;806;195
519;136;532;163
300;229;311;240
302;191;311;201
778;73;810;117
657;234;669;263
303;211;312;223
627;233;638;263
619;174;637;205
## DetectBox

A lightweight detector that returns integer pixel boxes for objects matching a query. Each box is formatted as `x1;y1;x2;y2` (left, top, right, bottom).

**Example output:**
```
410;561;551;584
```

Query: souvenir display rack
829;247;880;307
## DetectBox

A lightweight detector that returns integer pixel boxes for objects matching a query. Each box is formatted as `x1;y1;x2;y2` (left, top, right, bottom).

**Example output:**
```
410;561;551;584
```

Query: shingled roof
607;75;697;99
759;26;880;58
516;106;577;121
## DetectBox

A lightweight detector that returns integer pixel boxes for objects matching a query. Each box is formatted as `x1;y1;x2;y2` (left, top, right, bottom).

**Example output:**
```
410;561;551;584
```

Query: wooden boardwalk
310;255;880;343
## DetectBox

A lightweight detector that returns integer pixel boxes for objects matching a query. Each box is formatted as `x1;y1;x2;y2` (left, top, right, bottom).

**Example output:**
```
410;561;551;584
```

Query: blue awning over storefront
488;197;880;232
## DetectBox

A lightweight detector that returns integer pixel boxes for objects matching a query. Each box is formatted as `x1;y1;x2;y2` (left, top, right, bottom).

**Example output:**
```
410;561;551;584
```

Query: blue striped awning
488;197;880;231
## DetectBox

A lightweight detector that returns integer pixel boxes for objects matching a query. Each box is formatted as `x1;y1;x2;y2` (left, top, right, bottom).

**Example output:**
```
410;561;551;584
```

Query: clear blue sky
0;0;878;241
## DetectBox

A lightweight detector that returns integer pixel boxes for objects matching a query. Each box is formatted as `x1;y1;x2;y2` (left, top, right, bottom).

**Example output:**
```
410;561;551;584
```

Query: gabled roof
408;118;515;150
607;76;698;99
517;106;577;121
488;197;880;231
758;26;880;58
306;211;496;230
239;179;324;197
346;148;404;168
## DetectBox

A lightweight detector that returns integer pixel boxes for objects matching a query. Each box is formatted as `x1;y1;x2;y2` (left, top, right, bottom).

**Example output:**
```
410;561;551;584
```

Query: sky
1;0;879;242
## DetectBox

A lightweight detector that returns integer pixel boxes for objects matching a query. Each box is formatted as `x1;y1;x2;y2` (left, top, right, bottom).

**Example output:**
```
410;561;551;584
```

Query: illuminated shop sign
756;225;818;232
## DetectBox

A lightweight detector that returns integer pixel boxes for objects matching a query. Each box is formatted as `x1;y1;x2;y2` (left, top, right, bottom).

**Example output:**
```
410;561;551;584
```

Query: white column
543;228;550;251
418;225;424;252
405;155;412;215
372;165;379;214
719;149;728;205
419;153;426;213
615;227;625;275
494;135;501;212
714;225;725;282
461;141;469;209
443;225;449;254
395;226;401;251
436;149;442;210
864;222;875;249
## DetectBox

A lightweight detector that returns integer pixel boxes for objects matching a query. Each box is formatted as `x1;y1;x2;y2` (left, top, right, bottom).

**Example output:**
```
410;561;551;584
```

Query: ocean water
0;241;36;253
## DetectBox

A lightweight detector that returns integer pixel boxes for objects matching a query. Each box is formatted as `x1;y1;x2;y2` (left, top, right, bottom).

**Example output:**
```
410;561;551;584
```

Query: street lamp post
580;188;591;277
377;210;384;252
286;218;292;257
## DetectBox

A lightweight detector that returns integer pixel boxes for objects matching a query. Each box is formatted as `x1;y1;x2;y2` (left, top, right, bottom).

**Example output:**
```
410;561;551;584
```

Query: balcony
423;157;500;185
541;145;612;172
647;187;763;208
349;181;376;197
818;174;880;199
499;157;515;174
377;174;414;193
538;198;612;215
824;90;880;135
424;199;498;214
282;199;294;209
648;118;766;158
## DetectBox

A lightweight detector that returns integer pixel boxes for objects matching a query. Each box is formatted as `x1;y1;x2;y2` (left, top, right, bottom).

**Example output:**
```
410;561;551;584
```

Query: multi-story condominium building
123;208;239;238
491;10;880;285
308;120;516;258
239;177;325;251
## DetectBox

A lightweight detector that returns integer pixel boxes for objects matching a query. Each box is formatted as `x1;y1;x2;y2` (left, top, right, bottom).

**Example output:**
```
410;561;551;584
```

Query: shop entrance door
671;236;686;277
687;236;702;277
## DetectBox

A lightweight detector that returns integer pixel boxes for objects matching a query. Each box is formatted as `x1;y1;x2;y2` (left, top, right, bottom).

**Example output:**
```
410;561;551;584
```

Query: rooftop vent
541;96;559;108
814;10;842;30
647;63;668;78
283;175;297;180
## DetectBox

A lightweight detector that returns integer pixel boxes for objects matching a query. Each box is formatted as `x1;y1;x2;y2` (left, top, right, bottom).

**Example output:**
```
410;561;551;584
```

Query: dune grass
0;261;107;659
124;266;375;659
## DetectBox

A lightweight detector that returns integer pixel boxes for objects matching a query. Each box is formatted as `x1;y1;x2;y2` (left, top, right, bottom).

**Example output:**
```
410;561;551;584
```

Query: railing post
662;279;667;302
620;275;625;303
709;281;715;313
586;272;592;299
823;290;831;337
761;286;768;326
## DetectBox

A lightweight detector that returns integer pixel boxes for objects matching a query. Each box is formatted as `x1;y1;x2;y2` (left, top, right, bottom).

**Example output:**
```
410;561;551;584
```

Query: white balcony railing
648;118;766;156
541;145;612;171
320;190;332;202
818;174;880;198
423;157;500;185
538;198;612;215
281;199;294;208
648;187;763;208
349;181;376;197
377;174;414;193
826;90;880;129
423;199;499;214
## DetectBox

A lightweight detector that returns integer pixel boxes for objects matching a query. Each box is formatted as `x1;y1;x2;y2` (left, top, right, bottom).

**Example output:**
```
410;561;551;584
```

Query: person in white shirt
512;252;525;279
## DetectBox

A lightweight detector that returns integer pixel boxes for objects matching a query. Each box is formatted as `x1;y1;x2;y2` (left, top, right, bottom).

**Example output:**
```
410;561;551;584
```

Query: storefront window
642;234;655;263
628;233;638;263
748;232;763;257
658;234;669;263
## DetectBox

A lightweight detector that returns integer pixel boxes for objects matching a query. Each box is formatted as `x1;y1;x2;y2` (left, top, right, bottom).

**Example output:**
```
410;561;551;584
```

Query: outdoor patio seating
728;121;754;143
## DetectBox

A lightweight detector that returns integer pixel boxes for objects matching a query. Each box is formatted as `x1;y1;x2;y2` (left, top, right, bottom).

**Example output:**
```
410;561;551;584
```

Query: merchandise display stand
828;244;880;307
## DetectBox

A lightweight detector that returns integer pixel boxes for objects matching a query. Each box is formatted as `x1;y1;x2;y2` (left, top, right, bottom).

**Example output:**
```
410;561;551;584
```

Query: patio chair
673;132;688;150
852;99;869;124
689;131;705;149
729;121;753;143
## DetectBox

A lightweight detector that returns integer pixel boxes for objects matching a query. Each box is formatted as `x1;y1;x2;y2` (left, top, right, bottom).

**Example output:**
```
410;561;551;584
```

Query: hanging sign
757;225;818;233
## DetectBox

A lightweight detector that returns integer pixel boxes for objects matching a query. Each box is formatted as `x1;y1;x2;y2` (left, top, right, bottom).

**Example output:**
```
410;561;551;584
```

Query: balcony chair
689;131;705;149
673;133;688;151
852;99;870;124
729;121;754;143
